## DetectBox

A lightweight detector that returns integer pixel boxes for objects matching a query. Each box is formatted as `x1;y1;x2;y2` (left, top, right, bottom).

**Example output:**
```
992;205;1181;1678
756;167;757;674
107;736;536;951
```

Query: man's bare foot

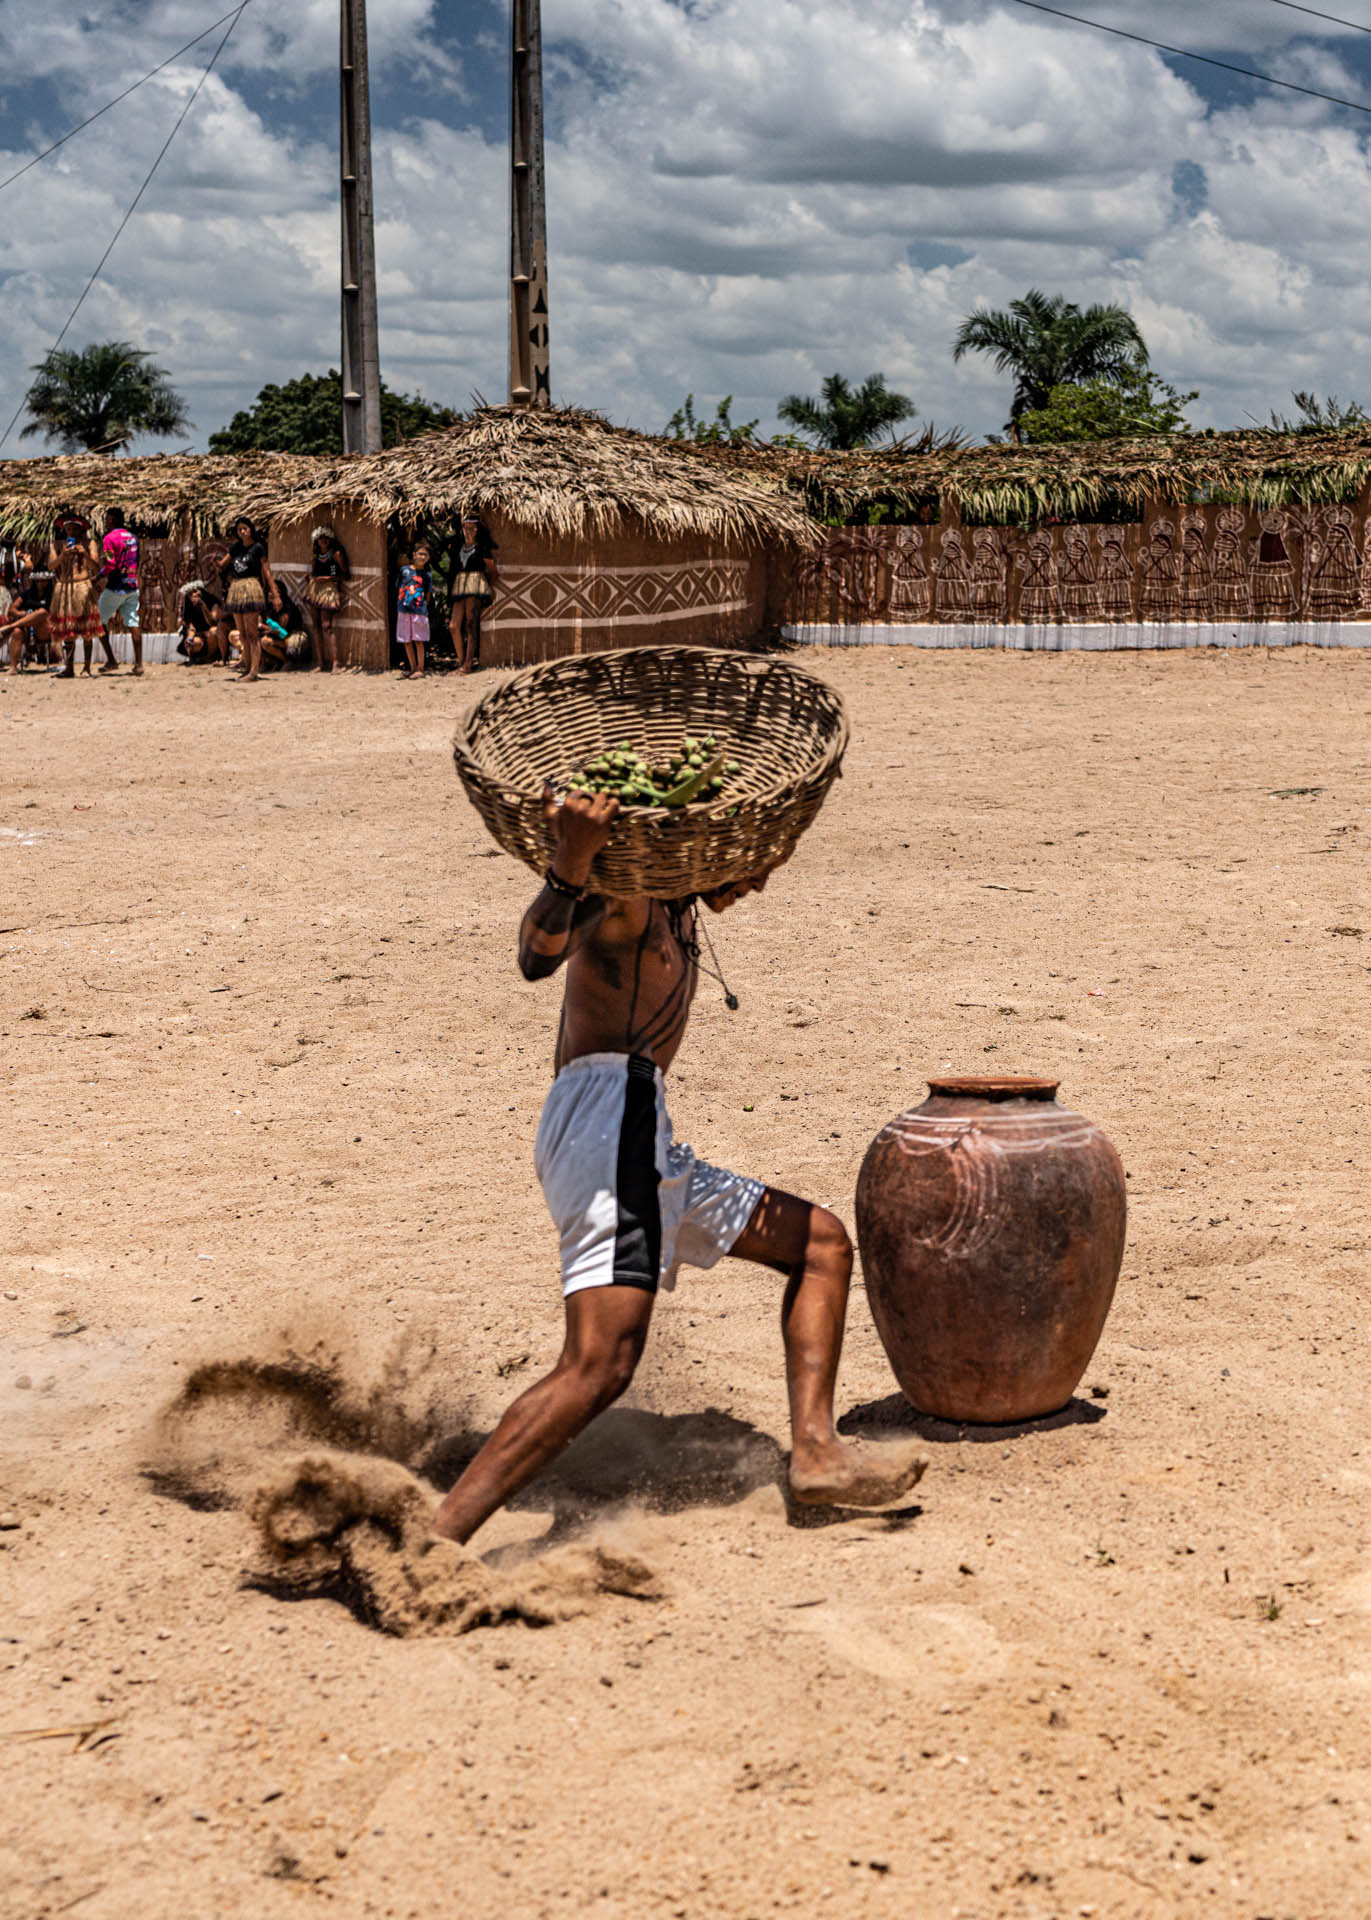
788;1437;929;1508
131;665;144;677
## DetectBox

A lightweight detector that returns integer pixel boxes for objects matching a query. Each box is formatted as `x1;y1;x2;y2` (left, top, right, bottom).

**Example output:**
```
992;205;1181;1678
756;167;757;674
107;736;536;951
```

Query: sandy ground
2;645;1369;1920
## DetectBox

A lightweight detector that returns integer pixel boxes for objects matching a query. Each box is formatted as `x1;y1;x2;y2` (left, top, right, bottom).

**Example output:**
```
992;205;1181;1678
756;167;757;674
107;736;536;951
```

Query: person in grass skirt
304;524;350;672
444;511;498;673
219;516;282;683
395;539;433;679
48;506;111;677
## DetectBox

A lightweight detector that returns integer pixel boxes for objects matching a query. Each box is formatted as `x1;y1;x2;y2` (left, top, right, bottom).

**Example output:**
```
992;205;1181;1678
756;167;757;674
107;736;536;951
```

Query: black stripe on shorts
612;1055;662;1293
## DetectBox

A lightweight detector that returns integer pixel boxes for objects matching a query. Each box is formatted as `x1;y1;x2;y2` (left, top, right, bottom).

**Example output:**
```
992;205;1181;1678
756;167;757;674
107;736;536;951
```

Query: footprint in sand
787;1600;1005;1686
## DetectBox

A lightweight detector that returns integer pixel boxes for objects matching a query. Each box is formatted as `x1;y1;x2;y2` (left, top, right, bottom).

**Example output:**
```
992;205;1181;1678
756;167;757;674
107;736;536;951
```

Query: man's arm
518;884;607;980
516;786;619;981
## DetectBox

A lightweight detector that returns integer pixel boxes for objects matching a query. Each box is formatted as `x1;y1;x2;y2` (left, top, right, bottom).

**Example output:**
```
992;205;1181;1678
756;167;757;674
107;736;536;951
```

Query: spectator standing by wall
303;525;350;672
445;512;498;674
48;505;109;676
99;509;143;676
220;517;282;683
396;540;433;680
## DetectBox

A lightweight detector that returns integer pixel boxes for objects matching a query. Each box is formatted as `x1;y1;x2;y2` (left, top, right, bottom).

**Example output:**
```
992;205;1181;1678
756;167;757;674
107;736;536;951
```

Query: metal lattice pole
340;0;382;452
509;0;550;406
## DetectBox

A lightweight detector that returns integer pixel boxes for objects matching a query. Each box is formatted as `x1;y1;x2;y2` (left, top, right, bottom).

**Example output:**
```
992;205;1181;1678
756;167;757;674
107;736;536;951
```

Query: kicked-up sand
2;644;1369;1919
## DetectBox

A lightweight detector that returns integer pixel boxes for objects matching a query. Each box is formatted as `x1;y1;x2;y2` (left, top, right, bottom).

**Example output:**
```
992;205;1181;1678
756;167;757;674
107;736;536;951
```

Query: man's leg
432;1285;654;1544
129;619;143;675
731;1187;928;1507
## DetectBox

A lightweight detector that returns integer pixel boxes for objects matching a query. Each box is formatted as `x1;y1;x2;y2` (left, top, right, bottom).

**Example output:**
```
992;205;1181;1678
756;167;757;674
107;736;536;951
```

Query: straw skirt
304;577;343;610
49;572;103;641
226;577;266;611
451;570;492;600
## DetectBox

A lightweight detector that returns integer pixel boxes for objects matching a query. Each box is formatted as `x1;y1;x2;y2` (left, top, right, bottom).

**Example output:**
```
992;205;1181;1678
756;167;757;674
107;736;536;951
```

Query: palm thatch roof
0;449;326;546
685;428;1371;524
250;405;820;548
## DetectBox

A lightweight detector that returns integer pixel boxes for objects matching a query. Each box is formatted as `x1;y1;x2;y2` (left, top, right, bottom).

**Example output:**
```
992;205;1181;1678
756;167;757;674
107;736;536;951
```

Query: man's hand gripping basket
453;645;849;897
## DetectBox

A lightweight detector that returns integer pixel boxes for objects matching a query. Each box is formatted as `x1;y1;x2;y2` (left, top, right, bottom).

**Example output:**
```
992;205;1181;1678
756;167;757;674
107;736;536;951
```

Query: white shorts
98;588;139;628
535;1052;765;1297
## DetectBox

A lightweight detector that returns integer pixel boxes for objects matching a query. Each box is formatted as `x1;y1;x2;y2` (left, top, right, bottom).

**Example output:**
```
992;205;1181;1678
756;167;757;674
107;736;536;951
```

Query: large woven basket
453;645;849;896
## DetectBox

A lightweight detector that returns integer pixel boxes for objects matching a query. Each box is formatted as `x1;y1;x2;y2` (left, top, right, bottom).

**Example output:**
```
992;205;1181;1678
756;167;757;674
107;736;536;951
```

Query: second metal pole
341;0;383;453
509;0;550;406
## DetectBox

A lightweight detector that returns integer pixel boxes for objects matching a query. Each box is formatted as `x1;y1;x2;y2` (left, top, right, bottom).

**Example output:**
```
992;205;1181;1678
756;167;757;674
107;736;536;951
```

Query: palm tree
20;341;191;452
777;373;916;449
953;292;1147;438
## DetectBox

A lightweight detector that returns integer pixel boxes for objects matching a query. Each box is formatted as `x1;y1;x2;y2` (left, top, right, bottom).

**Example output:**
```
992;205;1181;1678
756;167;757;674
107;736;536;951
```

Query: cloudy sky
2;0;1370;450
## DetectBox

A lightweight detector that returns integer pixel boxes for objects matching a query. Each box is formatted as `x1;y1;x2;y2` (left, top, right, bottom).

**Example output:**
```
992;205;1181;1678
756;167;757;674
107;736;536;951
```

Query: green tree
20;340;190;452
208;369;459;455
1018;366;1198;443
953;291;1147;437
665;393;762;445
1266;390;1368;434
777;372;916;449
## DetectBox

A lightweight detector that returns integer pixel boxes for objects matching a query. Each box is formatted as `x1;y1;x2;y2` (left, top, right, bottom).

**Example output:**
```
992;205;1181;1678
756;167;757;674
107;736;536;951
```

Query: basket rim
452;644;850;809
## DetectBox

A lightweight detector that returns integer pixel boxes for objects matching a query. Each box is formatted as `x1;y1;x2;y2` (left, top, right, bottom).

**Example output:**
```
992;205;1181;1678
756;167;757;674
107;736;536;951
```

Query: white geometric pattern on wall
485;559;752;630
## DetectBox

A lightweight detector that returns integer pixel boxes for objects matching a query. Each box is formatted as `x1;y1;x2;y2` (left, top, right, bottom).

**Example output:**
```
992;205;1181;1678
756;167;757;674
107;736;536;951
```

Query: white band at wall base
785;621;1371;651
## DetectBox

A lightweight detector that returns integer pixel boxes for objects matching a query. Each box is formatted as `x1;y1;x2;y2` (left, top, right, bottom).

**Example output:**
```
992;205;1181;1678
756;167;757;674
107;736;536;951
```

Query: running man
432;788;927;1543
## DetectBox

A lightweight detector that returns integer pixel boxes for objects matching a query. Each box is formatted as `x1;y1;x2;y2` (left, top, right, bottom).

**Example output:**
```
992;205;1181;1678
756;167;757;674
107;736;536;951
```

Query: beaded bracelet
544;868;585;901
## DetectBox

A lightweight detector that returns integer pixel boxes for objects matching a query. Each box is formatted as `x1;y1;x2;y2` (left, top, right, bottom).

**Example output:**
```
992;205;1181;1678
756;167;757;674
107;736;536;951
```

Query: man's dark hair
105;508;126;530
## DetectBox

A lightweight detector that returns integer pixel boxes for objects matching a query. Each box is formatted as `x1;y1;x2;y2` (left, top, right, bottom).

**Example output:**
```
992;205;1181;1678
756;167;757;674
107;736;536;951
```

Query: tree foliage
20;340;191;452
1266;390;1369;434
1018;367;1198;443
777;372;916;449
665;393;762;445
208;369;459;455
954;291;1148;434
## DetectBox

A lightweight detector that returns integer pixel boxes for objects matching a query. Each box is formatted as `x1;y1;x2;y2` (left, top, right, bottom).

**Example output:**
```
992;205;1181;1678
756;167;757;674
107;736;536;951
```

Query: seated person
2;549;56;674
257;582;308;670
177;580;230;663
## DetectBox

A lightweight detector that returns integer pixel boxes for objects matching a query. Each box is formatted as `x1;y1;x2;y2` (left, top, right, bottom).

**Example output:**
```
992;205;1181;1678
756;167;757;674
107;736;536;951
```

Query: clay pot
855;1076;1126;1423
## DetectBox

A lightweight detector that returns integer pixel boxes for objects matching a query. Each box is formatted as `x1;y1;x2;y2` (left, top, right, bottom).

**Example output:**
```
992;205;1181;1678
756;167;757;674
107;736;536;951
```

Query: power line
1008;0;1371;116
0;3;249;455
1263;0;1371;39
0;5;251;197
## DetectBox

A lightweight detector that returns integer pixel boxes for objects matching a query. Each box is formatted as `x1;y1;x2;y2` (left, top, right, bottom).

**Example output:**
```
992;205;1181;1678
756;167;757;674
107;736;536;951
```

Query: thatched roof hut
255;404;819;545
687;427;1371;527
248;406;818;668
0;449;325;546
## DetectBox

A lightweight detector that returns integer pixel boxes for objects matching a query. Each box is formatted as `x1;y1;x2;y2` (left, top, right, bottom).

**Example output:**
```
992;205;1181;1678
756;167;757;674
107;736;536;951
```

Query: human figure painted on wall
1097;529;1134;622
970;529;1008;621
1058;528;1098;623
1305;506;1361;620
1251;510;1296;620
1179;518;1212;622
886;527;931;620
1016;529;1059;623
1139;519;1181;622
933;529;972;621
1211;508;1252;621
